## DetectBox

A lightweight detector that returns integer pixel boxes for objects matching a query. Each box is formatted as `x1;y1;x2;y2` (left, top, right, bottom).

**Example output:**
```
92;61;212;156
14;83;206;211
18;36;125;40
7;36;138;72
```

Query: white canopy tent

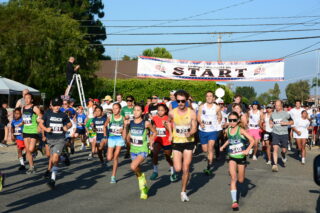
0;76;40;107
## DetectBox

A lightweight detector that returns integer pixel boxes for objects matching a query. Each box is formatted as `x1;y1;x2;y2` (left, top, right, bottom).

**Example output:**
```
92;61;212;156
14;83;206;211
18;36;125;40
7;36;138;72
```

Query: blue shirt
60;107;76;117
76;113;87;129
316;113;320;126
11;118;24;141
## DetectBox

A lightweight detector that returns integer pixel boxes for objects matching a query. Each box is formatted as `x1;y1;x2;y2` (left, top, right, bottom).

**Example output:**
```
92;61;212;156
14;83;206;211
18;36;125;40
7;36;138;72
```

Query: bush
90;78;233;103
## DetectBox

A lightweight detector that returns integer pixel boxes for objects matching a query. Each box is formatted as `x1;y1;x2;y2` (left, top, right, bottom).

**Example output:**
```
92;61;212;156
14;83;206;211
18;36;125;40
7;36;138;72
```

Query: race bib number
273;119;282;126
130;135;143;146
23;115;32;126
110;125;122;136
150;110;157;117
175;125;190;137
202;119;213;126
50;123;63;134
14;126;22;135
263;133;270;141
229;141;244;154
96;125;104;134
156;127;166;137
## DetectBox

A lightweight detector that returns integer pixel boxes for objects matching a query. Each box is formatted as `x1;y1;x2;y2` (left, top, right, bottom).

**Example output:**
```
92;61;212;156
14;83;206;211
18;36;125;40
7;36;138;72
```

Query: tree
269;83;280;100
0;2;99;98
122;55;131;61
257;92;273;105
285;80;310;104
16;0;107;59
235;86;257;103
142;47;173;59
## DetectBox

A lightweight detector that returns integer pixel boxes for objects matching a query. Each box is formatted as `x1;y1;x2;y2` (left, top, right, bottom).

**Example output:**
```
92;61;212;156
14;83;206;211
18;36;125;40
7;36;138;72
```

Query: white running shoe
180;192;190;202
249;149;253;155
81;144;86;151
266;161;272;165
252;155;257;161
282;157;287;167
301;158;306;165
288;144;291;151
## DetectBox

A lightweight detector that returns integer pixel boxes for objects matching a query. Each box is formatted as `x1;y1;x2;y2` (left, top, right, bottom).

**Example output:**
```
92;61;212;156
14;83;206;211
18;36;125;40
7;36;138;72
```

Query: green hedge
87;78;233;104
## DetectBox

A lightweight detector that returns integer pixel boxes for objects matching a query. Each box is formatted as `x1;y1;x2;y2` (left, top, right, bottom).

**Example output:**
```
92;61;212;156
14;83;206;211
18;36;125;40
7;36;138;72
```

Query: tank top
249;110;261;130
108;115;124;137
172;108;194;143
227;127;246;159
199;103;218;132
93;115;107;138
22;105;38;134
264;113;272;132
129;120;148;153
153;115;170;146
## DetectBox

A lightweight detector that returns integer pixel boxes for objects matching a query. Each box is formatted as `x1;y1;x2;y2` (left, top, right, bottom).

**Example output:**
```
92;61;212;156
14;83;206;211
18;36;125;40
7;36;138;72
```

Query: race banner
137;56;284;81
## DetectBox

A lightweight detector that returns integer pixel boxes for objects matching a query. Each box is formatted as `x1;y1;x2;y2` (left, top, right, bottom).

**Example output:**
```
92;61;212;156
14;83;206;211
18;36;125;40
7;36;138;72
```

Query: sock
19;157;25;166
51;166;58;181
153;165;158;173
170;167;174;175
231;190;237;202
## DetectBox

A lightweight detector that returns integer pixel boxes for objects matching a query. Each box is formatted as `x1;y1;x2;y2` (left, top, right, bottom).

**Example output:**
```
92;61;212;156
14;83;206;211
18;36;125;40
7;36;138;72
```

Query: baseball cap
52;97;62;106
103;95;112;101
252;101;259;105
170;90;176;95
93;98;100;103
266;104;273;108
216;99;224;104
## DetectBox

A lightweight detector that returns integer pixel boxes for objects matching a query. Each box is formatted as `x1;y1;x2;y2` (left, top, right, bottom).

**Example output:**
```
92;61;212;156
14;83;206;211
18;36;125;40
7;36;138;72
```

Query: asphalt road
0;144;319;213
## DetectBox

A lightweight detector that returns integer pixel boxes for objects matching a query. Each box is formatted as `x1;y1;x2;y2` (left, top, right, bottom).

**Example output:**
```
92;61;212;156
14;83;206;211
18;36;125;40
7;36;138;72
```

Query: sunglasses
127;100;133;102
177;100;186;103
152;97;158;99
229;119;238;123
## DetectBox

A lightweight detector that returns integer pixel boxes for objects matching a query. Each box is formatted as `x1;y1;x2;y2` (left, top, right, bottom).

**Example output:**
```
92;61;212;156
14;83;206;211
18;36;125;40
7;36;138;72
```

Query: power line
84;28;320;36
94;35;320;46
80;22;320;28
281;41;320;58
78;15;320;22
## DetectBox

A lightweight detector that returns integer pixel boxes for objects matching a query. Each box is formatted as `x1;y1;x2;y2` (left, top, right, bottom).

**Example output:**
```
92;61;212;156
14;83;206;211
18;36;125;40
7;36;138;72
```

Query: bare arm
187;109;197;136
240;128;255;155
197;105;204;128
146;121;157;147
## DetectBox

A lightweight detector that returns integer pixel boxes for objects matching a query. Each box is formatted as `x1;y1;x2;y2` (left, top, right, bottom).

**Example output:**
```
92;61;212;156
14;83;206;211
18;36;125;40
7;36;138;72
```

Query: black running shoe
22;153;26;162
18;165;26;171
43;170;51;179
47;179;55;189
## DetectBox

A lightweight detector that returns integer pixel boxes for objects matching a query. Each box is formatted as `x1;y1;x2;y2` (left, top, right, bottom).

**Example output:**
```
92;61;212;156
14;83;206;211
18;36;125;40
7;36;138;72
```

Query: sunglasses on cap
229;119;238;123
152;97;158;99
126;99;133;102
177;99;186;103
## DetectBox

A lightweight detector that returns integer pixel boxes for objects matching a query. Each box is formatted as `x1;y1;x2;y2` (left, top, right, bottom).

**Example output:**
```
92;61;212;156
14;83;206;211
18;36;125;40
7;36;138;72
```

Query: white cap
170;90;176;95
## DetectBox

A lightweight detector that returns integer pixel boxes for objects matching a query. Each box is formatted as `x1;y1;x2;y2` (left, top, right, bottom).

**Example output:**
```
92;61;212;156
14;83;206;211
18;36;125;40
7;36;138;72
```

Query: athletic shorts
263;132;272;141
47;139;66;155
96;136;107;144
154;142;172;150
76;128;86;135
271;133;288;148
89;137;96;143
248;129;261;140
154;137;171;147
16;139;25;149
172;142;195;152
23;133;38;140
228;156;247;165
313;126;319;135
199;131;219;145
108;136;125;148
130;152;148;160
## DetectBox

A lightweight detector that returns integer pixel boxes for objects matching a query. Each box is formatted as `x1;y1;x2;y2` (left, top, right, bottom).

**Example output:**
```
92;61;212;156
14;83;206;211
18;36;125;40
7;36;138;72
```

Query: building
96;60;138;79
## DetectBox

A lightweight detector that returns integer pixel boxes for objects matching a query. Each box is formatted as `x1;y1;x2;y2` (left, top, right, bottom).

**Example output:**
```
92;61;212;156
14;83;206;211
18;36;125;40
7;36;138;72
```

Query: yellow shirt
172;108;194;143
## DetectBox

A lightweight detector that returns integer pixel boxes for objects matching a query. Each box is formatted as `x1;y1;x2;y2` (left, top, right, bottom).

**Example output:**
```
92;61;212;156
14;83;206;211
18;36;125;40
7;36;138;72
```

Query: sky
1;0;320;98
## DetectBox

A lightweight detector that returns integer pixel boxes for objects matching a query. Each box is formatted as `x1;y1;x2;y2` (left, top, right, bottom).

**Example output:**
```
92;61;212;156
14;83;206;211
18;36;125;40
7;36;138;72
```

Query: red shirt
152;115;171;146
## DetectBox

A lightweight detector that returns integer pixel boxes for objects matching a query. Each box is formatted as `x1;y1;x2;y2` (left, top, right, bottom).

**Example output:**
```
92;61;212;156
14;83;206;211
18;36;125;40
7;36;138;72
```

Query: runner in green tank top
21;93;42;175
220;112;254;211
124;104;157;200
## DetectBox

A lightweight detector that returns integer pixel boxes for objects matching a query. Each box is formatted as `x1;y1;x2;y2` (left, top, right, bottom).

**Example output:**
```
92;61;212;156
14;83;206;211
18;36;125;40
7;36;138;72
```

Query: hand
220;147;224;152
75;65;80;70
200;123;205;129
46;128;52;133
42;136;46;142
297;131;301;136
185;132;191;137
168;135;173;142
280;121;287;126
149;142;154;151
125;115;130;120
242;149;250;156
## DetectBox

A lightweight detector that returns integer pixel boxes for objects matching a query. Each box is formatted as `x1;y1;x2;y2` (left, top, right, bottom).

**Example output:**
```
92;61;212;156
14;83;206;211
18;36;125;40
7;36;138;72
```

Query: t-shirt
66;62;75;80
85;118;96;138
121;106;134;120
270;110;292;135
43;111;70;140
292;118;310;138
148;104;158;117
11;118;24;141
93;115;107;139
0;107;9;129
289;107;304;122
116;101;127;108
76;113;87;129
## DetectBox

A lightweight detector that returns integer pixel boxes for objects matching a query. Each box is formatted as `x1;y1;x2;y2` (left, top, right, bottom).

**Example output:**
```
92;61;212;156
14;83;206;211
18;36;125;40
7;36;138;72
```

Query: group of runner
0;89;317;210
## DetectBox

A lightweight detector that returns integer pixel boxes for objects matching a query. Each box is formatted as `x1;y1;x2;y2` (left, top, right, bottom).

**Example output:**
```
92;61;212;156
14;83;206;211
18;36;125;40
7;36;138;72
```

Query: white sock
153;165;158;173
231;190;237;202
51;166;58;180
170;166;174;175
19;157;24;166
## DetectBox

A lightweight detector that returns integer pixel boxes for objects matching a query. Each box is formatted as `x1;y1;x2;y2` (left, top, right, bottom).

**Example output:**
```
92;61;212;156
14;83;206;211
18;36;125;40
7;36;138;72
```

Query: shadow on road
237;178;256;201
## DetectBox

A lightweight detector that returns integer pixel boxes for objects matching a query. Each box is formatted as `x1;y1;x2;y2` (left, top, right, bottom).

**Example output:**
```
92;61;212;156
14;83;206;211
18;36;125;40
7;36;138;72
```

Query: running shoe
140;186;149;200
282;157;287;167
272;165;278;172
170;173;178;182
43;170;51;179
180;192;190;202
18;165;26;171
88;153;93;160
288;144;291;151
47;179;55;189
22;153;26;162
232;202;239;210
248;149;253;155
266;161;272;165
252;155;257;161
138;173;147;190
26;167;36;175
149;172;158;180
301;158;306;165
0;143;8;147
110;176;117;184
203;169;213;176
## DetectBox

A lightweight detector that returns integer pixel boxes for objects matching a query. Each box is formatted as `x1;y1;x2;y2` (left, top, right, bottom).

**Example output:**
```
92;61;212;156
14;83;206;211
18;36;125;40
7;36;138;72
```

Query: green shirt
22;106;38;134
121;106;134;120
227;127;246;159
108;115;124;137
86;118;96;138
129;120;149;154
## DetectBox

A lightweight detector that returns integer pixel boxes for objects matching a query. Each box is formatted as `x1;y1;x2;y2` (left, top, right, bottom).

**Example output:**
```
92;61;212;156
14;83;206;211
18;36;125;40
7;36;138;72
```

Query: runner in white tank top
248;101;263;160
262;104;273;165
197;91;221;175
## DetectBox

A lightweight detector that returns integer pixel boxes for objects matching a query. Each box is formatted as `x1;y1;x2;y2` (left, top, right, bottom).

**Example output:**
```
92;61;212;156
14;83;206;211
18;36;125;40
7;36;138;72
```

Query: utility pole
316;50;320;106
113;48;120;101
217;33;222;62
